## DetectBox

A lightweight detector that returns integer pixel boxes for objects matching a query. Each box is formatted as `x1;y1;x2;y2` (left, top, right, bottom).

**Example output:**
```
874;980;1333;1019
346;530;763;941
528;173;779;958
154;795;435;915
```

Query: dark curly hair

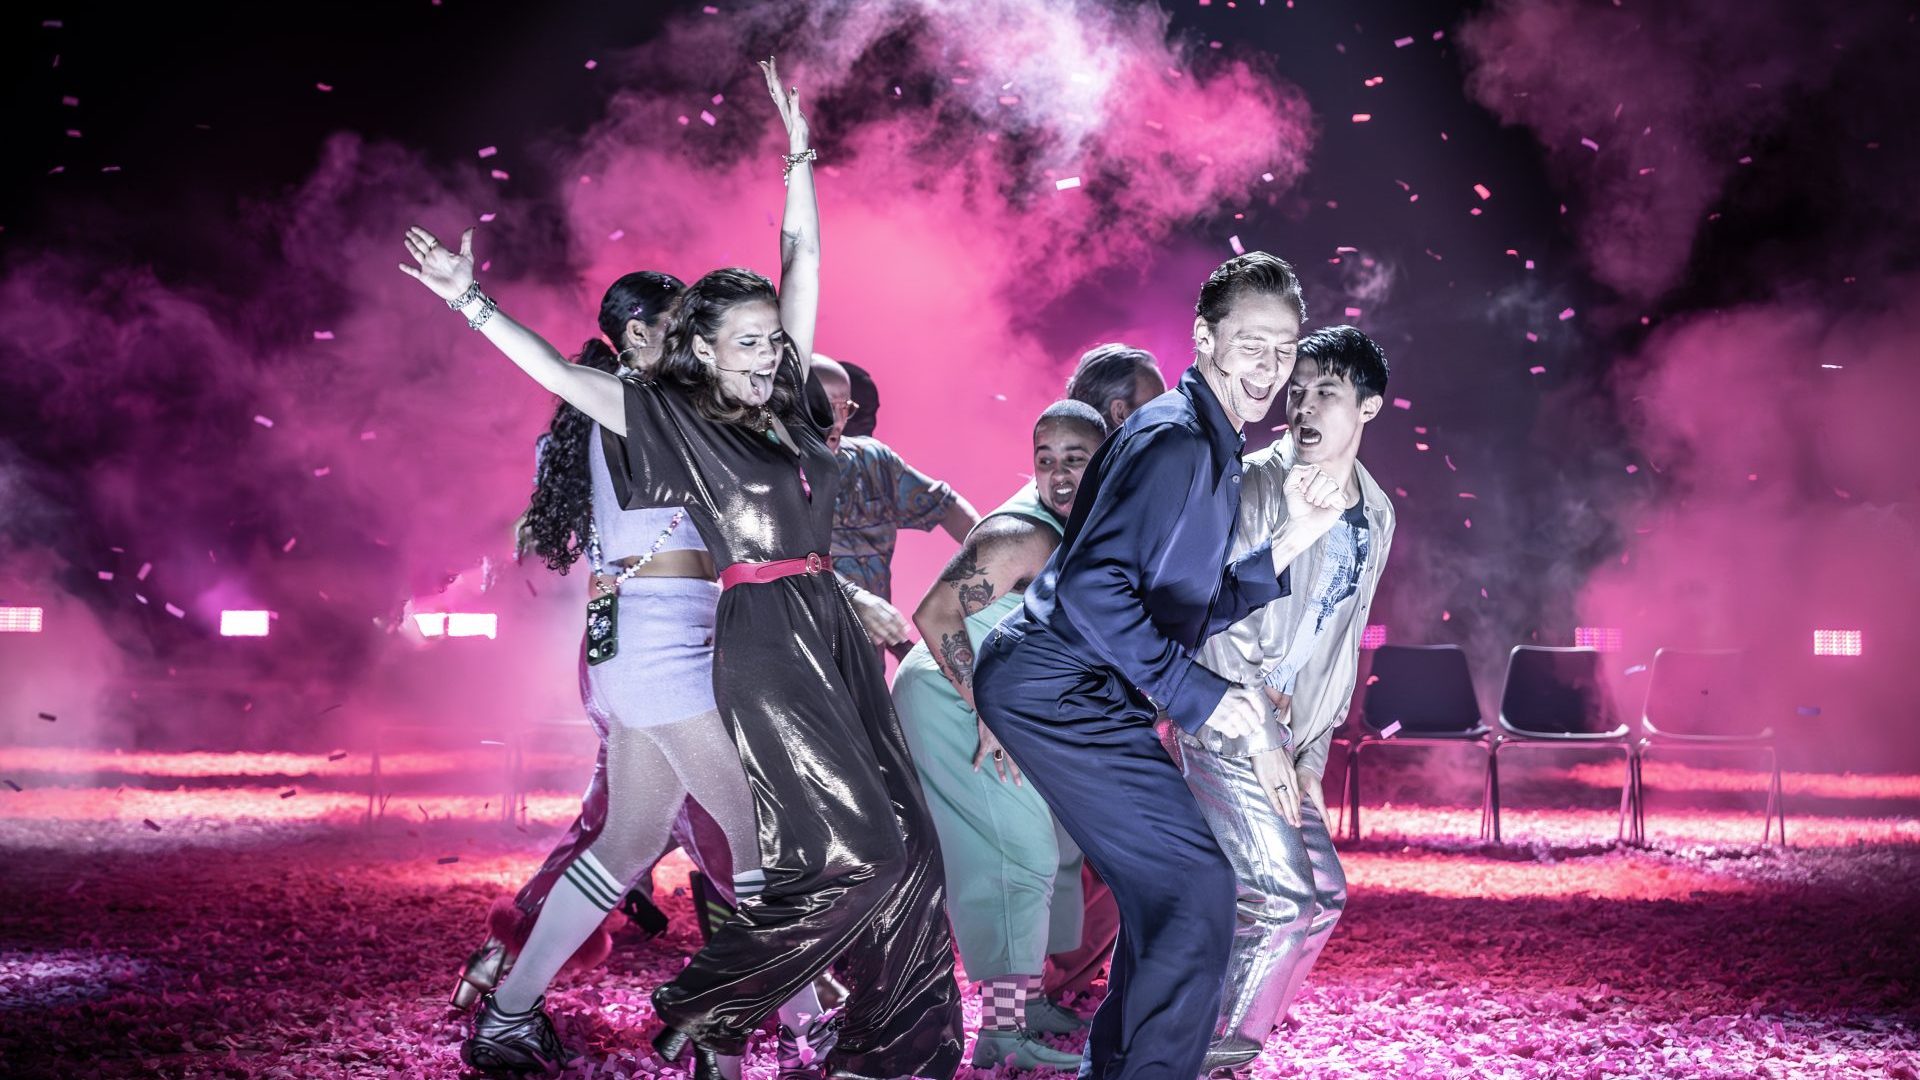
653;267;801;428
524;270;684;573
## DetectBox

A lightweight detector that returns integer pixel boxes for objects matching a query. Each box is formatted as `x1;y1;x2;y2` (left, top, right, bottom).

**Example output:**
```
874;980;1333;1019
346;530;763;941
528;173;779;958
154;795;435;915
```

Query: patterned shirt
1264;501;1370;695
829;435;957;601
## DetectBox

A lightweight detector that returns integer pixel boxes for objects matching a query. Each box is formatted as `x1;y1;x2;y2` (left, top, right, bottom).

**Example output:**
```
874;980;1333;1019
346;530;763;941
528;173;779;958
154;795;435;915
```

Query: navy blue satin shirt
1003;366;1289;733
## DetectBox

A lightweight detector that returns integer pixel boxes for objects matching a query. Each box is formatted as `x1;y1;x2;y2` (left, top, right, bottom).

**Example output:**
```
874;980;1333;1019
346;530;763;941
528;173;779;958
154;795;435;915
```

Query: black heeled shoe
653;1026;725;1080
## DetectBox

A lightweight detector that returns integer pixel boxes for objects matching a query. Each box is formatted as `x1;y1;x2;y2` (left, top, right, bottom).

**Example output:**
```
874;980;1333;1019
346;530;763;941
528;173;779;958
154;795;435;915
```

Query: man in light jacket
1178;325;1395;1061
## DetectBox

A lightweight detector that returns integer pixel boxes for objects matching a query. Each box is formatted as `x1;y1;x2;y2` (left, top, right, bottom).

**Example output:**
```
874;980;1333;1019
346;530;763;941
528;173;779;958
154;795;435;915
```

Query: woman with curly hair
401;59;961;1080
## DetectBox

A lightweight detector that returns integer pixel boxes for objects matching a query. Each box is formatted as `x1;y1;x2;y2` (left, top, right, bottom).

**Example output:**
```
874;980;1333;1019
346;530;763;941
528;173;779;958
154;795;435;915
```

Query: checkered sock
979;974;1039;1033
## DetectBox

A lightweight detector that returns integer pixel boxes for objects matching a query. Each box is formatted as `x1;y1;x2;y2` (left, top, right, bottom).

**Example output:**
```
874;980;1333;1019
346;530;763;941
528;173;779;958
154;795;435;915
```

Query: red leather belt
718;551;830;590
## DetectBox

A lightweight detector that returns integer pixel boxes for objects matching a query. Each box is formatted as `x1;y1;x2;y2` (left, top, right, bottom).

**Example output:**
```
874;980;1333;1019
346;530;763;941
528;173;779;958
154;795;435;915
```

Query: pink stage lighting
1812;629;1862;657
218;610;270;637
1361;624;1388;650
414;612;497;640
445;613;498;639
0;606;44;633
1574;626;1623;652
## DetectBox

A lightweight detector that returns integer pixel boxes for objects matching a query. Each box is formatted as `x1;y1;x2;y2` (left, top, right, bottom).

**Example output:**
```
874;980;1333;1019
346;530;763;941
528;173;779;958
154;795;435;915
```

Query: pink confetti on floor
1;750;1914;1078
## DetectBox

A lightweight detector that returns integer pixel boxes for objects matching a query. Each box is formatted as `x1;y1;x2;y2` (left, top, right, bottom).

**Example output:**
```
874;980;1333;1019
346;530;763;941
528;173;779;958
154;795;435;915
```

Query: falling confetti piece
38;712;57;722
138;562;153;580
1473;183;1491;200
1581;137;1600;151
1392;398;1412;410
316;83;333;92
97;571;113;580
253;415;275;428
1380;721;1403;738
280;790;297;799
165;603;185;618
1558;307;1576;321
328;751;349;762
3;780;19;792
1352;113;1373;123
313;330;334;341
477;146;498;158
1529;365;1546;374
1394;35;1415;47
282;538;297;553
313;466;330;477
490;169;510;181
360;430;377;440
700;110;717;126
438;856;461;865
1796;705;1822;717
143;819;162;831
1055;176;1082;190
585;59;598;70
1344;306;1363;318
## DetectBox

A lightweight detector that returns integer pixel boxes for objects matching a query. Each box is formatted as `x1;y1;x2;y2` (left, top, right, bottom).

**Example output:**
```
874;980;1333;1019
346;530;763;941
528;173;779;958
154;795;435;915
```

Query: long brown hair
653;267;801;428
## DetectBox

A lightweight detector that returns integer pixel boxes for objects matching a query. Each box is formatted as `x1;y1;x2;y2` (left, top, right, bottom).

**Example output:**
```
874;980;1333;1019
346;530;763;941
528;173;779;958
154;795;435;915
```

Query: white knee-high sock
493;849;623;1014
734;869;827;1032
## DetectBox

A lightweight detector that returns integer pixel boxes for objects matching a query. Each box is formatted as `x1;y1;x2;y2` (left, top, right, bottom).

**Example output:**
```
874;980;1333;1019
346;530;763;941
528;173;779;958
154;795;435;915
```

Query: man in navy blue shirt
974;252;1347;1079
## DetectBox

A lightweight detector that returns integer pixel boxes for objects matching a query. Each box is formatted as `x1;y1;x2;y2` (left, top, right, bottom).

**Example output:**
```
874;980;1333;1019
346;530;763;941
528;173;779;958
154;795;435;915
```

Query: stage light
1574;626;1623;652
0;606;44;633
1812;629;1862;657
1361;624;1388;649
412;613;447;637
445;613;498;639
219;610;270;637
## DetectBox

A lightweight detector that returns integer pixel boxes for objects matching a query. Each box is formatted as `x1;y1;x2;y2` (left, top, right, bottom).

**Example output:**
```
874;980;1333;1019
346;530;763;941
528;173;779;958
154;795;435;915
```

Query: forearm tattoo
938;544;998;616
937;632;976;692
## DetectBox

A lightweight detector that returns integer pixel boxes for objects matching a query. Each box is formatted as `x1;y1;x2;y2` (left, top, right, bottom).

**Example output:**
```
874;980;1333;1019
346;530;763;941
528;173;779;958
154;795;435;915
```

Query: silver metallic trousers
1178;741;1347;1050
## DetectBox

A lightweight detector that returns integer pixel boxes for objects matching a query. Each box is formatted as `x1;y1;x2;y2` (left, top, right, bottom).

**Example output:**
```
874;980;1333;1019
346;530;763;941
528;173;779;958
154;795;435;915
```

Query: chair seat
1498;725;1630;743
1641;729;1775;746
1362;726;1491;742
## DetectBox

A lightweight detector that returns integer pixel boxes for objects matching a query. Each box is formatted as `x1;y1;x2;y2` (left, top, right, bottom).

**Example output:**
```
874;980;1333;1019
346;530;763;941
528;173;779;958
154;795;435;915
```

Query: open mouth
1049;483;1076;507
1296;423;1323;447
1239;377;1273;402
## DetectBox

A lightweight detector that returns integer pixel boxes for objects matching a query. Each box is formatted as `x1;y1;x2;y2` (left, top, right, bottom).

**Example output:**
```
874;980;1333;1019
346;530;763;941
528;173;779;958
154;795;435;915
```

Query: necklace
754;407;780;444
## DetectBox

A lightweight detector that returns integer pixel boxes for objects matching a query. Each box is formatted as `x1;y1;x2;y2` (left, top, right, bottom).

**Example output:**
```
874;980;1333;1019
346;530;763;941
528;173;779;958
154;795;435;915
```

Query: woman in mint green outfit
893;400;1110;1070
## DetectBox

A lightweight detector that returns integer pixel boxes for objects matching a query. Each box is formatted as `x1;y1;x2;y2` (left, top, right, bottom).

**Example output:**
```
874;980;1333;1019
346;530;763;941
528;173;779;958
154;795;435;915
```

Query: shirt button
1231;475;1241;484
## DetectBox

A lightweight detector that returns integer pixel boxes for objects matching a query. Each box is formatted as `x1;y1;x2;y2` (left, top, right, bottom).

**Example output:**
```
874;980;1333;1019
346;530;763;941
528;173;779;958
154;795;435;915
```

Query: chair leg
1764;746;1786;847
1616;748;1634;846
1334;745;1353;839
1347;744;1364;842
1633;751;1646;845
1488;745;1503;845
1478;744;1493;843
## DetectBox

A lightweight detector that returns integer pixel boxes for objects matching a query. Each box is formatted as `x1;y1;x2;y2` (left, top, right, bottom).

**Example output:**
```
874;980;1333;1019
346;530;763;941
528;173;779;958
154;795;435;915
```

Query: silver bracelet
465;294;498;331
446;281;484;311
782;148;817;185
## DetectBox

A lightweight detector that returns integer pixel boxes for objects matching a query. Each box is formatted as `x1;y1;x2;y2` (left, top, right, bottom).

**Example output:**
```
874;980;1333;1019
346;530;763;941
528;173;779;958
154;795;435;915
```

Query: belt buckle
805;552;824;574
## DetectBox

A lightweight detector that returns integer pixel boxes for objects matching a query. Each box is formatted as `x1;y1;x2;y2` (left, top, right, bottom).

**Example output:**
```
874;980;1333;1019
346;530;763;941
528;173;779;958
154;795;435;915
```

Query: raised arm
399;226;627;434
761;58;818;366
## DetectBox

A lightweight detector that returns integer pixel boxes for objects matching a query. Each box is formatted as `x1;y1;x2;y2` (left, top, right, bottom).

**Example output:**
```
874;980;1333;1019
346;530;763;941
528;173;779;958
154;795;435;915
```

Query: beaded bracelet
446;281;484;311
782;148;817;185
465;294;498;331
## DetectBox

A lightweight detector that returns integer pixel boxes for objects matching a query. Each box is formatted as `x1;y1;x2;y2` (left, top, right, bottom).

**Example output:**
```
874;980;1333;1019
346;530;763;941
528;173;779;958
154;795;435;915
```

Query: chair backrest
1362;644;1482;735
1642;648;1767;738
1498;645;1623;738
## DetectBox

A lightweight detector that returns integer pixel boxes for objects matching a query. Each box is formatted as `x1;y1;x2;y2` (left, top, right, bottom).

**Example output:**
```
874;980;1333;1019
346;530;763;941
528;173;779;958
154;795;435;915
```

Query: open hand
759;57;811;153
398;225;475;303
973;717;1022;785
846;586;910;646
1251;747;1302;828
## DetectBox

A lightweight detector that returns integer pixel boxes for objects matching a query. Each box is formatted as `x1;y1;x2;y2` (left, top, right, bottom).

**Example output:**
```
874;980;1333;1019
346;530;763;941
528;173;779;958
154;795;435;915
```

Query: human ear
1358;394;1384;423
1192;315;1213;360
623;318;649;350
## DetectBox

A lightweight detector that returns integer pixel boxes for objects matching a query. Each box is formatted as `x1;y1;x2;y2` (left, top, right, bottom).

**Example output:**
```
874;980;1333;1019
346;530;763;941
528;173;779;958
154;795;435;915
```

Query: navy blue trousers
974;622;1237;1080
